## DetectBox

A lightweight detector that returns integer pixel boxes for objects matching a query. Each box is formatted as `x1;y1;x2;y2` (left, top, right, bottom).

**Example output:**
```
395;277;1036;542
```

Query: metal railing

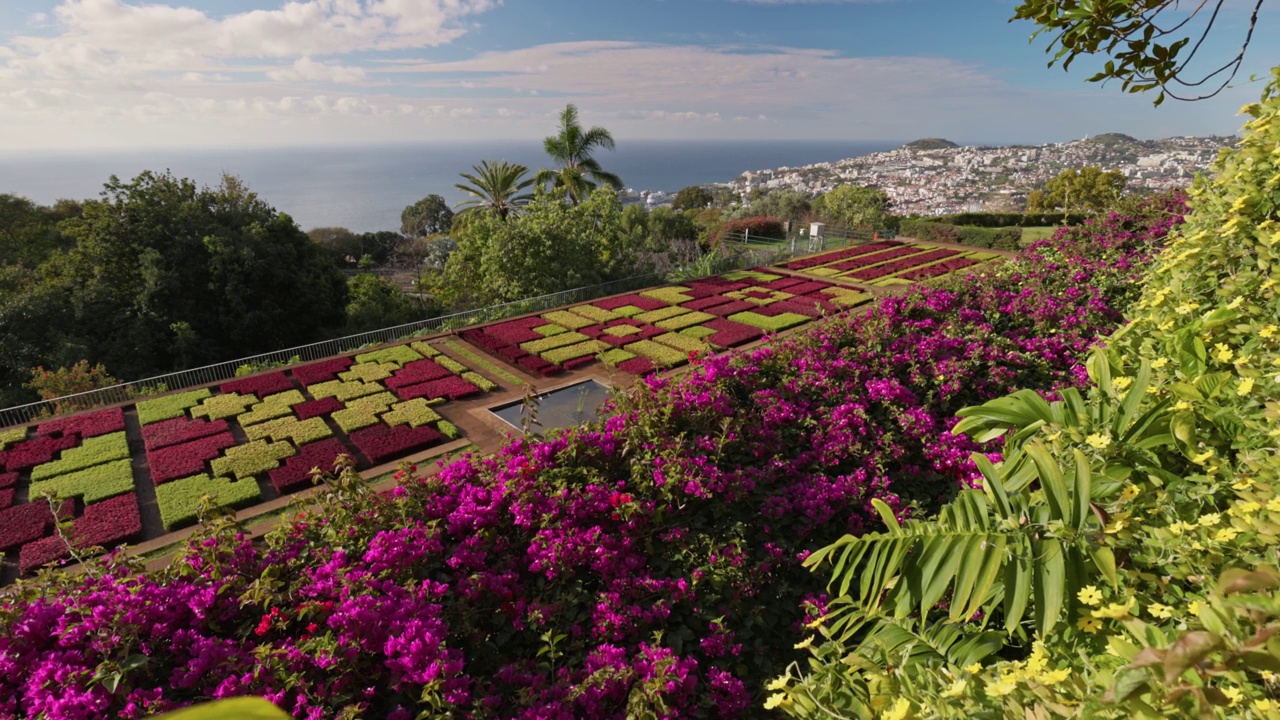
0;248;790;428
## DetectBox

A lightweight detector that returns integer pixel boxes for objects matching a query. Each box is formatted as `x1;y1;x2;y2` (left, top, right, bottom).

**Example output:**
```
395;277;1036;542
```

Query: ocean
0;140;900;233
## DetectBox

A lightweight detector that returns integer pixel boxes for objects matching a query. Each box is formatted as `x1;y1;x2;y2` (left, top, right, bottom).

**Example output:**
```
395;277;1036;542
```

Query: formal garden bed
460;268;872;377
782;239;1004;288
0;341;500;578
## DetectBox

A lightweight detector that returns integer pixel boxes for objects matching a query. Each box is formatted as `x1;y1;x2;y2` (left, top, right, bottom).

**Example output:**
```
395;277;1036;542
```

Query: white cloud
267;57;368;84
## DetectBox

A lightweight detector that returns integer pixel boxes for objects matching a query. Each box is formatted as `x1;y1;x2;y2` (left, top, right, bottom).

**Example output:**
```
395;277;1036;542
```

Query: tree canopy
1012;0;1267;105
671;186;714;212
536;104;624;205
812;185;896;231
0;173;347;406
1025;166;1127;213
400;194;454;238
436;189;645;308
454;160;536;220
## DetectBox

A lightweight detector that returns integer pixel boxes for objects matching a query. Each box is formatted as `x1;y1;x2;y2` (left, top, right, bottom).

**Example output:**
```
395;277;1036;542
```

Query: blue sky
0;0;1275;149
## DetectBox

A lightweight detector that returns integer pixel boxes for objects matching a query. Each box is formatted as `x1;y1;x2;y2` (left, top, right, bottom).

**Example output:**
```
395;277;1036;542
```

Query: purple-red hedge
268;438;354;493
292;357;354;386
393;376;481;402
294;397;344;420
348;424;443;465
0;471;17;489
0;488;13;510
219;372;294;399
385;360;454;390
148;432;236;485
18;494;142;574
4;435;79;472
34;407;126;439
0;499;72;552
142;416;230;452
711;216;785;247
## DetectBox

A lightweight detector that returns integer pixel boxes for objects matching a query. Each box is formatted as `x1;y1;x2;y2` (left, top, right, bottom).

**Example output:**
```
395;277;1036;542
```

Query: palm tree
535;104;624;205
454;160;535;220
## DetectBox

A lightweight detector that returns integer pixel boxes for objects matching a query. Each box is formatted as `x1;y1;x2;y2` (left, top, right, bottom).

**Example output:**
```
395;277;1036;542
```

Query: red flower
609;492;632;508
307;623;319;634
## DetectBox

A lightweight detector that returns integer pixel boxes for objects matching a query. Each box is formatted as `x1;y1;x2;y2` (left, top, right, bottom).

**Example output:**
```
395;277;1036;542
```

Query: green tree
671;186;713;212
454;160;536;220
344;272;424;333
1025;166;1127;213
400;194;454;238
1013;0;1266;105
740;188;811;227
438;189;641;308
812;184;896;231
535;104;624;205
0;194;78;268
3;171;347;389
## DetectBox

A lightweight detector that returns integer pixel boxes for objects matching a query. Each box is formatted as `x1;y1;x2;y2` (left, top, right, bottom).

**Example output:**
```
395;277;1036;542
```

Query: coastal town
629;133;1234;215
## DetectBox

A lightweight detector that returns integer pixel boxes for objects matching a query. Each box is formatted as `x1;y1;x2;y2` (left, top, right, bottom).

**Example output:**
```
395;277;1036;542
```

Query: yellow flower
1149;603;1174;619
1119;484;1141;502
1077;616;1102;634
1039;668;1071;685
1085;433;1111;450
1255;698;1278;712
1222;686;1244;706
1113;376;1134;391
1266;497;1280;513
1191;449;1215;465
1199;512;1222;527
793;636;813;650
986;677;1018;697
1078;586;1103;606
882;697;911;720
766;677;789;691
940;679;968;698
1175;303;1198;315
1215;527;1241;542
1261;325;1278;339
1214;343;1234;363
1188;600;1203;617
1227;296;1245;309
763;693;787;710
1158;319;1176;331
1093;597;1138;620
1151;357;1170;369
1173;401;1193;411
1238;377;1255;396
964;663;982;674
1230;501;1261;516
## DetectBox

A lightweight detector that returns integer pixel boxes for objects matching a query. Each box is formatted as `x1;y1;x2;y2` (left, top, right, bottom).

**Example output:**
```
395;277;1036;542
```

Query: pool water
490;379;611;432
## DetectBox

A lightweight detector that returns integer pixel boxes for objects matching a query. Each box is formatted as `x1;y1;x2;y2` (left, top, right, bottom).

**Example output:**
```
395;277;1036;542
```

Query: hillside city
628;133;1235;215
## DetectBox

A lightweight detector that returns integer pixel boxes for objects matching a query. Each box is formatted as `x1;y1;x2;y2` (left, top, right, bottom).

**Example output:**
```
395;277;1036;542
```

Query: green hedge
897;218;1023;251
30;432;131;481
155;474;263;530
29;458;136;504
208;439;295;480
929;211;1091;227
136;389;212;425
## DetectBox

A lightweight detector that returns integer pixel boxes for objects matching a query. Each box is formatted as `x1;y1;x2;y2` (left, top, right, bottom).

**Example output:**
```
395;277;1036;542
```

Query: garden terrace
460;267;871;377
782;240;1004;288
0;340;503;583
0;193;1187;718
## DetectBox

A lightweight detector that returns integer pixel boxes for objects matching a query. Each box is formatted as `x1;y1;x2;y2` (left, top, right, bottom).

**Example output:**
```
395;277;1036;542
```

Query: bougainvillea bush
0;194;1181;719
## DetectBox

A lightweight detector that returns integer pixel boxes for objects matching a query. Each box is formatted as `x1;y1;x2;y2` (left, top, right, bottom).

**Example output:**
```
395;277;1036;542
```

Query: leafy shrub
142;416;229;451
218;372;293;400
354;345;423;367
29;432;130;481
155;474;262;530
34;407;125;439
148;432;237;485
188;393;256;422
728;311;810;332
29;458;136;504
711;216;786;247
18;493;142;574
136;388;212;425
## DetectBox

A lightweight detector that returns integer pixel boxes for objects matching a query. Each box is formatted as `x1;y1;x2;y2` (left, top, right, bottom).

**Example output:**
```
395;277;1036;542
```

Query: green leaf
1088;546;1118;588
154;699;291;720
1027;444;1069;523
1033;537;1066;634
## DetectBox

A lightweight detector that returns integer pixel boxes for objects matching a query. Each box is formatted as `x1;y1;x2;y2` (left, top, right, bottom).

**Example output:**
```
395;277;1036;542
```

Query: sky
0;0;1277;150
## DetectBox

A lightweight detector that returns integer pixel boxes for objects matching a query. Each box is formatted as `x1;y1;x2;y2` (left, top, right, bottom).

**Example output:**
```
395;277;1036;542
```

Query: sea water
0;140;900;232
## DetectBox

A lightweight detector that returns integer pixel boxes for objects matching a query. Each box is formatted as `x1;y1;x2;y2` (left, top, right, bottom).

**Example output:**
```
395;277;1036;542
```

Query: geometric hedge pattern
783;240;1003;287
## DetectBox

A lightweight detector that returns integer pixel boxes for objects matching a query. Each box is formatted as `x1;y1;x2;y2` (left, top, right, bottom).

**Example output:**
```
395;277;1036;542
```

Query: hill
1085;132;1140;146
904;138;959;150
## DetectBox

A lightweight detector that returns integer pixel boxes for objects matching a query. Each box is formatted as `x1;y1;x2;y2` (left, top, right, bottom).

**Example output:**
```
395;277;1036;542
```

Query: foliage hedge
898;217;1023;250
711;216;787;247
155;473;263;530
28;458;136;505
29;431;130;481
